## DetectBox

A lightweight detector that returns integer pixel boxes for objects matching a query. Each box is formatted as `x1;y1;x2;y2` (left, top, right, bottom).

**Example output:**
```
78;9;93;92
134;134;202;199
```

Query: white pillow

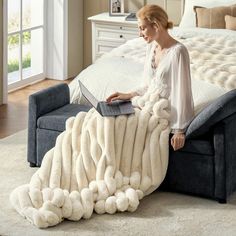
179;0;236;28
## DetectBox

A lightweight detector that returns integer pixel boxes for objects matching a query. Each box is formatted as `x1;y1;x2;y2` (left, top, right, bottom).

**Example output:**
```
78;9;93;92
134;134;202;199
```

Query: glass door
6;0;45;91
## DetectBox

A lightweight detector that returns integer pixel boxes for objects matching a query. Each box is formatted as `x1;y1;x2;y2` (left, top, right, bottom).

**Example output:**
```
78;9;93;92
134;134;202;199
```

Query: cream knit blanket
10;86;170;228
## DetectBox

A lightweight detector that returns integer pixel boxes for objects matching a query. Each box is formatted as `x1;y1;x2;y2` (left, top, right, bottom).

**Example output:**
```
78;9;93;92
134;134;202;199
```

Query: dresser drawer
96;23;139;42
96;23;138;34
95;41;122;59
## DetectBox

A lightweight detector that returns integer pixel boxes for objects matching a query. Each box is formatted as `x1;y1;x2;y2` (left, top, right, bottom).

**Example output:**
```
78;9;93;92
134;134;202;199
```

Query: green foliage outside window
8;31;31;48
8;53;31;73
8;31;31;73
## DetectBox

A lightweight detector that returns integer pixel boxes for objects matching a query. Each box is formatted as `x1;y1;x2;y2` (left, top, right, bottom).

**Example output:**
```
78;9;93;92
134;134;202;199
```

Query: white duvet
69;27;236;115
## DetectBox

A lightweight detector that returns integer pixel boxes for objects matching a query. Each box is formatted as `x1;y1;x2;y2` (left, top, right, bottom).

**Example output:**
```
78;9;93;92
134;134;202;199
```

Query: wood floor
0;79;72;139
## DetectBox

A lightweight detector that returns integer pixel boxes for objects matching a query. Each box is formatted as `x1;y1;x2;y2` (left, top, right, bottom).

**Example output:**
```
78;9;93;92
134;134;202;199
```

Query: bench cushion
37;104;91;132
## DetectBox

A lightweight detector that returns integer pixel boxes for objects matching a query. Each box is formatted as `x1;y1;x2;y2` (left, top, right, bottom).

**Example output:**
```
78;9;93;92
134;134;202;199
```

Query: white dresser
88;13;139;63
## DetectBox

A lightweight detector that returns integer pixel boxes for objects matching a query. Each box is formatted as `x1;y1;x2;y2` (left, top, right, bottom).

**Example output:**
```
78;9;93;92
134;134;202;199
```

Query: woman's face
138;18;159;43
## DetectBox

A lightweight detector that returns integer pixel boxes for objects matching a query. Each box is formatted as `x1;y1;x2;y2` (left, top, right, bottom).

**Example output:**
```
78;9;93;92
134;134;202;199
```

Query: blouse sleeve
170;45;194;134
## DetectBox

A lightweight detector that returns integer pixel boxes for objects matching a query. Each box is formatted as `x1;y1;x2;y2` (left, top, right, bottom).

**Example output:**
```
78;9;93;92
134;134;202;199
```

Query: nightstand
88;13;139;63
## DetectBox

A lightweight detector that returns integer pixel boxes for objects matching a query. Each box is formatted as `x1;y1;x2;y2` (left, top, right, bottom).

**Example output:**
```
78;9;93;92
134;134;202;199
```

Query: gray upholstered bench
27;83;236;203
27;83;91;168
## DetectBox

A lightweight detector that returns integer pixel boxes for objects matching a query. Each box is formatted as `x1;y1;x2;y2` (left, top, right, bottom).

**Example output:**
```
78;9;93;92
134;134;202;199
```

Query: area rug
0;130;236;236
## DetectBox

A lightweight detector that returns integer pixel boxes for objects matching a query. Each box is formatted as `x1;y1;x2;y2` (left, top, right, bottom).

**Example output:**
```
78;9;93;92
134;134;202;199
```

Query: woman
107;4;194;151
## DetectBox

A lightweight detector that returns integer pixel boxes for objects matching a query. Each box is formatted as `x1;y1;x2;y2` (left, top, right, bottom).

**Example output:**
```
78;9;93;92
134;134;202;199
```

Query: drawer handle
120;26;123;29
120;35;123;38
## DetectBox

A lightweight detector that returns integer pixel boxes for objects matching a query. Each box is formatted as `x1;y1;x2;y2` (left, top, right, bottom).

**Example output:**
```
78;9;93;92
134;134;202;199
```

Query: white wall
46;0;67;80
68;0;83;78
46;0;83;80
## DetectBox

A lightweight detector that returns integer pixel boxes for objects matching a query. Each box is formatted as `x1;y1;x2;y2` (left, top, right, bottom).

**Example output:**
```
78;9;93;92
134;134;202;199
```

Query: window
4;0;45;91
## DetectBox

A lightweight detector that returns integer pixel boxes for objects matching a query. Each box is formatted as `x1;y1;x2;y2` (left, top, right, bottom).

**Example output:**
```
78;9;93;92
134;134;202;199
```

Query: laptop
79;80;135;117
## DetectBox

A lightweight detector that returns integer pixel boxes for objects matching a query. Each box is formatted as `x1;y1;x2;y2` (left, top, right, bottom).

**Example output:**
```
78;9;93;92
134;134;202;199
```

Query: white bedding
170;26;236;39
69;27;236;115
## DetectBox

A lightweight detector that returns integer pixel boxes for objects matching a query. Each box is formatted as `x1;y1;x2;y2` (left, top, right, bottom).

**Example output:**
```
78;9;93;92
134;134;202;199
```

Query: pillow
179;0;236;28
194;5;236;29
225;15;236;30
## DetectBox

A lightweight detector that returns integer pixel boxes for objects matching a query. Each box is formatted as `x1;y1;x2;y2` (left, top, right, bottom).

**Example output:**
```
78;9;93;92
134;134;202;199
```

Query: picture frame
109;0;125;16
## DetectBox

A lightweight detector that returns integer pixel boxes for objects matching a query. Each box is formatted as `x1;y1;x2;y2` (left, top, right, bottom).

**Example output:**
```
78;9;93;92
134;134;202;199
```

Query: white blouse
133;41;194;133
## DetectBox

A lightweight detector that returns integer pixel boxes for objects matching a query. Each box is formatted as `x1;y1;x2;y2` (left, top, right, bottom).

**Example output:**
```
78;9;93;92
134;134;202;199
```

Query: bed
27;0;236;203
69;27;236;116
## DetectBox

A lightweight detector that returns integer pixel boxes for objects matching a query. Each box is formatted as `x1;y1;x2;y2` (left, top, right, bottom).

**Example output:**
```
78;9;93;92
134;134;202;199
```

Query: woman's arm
170;46;194;151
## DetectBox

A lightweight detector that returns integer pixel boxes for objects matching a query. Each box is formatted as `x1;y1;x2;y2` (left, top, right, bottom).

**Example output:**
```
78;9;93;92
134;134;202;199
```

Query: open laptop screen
79;81;99;108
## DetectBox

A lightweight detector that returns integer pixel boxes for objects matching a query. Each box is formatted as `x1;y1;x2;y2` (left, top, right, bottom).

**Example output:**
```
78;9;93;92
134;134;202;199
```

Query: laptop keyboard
120;102;133;113
100;102;121;115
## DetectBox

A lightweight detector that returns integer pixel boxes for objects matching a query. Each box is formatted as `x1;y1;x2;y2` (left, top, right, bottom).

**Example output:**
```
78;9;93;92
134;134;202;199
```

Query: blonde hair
136;4;173;29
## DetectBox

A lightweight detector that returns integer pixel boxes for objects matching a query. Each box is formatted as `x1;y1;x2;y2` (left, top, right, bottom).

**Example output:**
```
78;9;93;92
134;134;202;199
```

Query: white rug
0;130;236;236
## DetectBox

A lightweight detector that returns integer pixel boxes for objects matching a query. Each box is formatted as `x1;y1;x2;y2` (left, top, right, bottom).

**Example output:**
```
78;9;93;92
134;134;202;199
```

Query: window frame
3;0;46;99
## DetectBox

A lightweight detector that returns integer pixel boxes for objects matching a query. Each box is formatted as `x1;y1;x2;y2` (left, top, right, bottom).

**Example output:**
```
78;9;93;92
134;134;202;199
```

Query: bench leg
29;162;37;168
218;198;227;204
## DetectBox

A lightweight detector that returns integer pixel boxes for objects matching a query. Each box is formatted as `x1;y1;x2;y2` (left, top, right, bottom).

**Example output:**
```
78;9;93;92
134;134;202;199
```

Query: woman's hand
171;133;185;151
106;92;138;103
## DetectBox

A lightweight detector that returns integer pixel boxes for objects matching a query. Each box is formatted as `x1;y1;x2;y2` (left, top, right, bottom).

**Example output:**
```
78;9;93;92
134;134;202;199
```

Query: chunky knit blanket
182;36;236;90
10;86;170;228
